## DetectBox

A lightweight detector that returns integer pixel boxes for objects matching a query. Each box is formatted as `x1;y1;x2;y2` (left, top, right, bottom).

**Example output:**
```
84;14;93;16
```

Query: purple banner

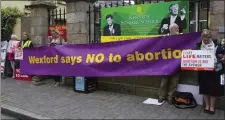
20;32;201;77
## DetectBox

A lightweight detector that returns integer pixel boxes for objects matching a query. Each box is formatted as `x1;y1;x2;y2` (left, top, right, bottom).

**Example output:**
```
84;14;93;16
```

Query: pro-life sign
181;50;214;71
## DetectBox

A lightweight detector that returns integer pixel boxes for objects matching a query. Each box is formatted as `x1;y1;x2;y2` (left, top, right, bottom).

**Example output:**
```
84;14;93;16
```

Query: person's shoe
52;82;56;85
158;98;165;103
203;108;210;113
208;109;215;115
54;82;59;86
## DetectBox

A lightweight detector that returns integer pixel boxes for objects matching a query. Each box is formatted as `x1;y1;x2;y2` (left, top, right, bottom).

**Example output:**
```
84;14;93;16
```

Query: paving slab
1;78;224;119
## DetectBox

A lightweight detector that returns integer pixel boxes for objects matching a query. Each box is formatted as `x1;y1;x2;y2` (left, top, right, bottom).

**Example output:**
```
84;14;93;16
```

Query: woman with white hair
197;29;224;115
48;29;67;86
7;34;20;78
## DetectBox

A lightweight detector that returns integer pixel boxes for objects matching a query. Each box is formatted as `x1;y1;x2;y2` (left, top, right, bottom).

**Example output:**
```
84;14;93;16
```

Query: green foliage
1;7;23;41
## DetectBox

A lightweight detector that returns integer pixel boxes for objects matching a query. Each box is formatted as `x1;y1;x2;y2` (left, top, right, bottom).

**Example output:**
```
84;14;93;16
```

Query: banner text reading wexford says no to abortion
20;32;201;77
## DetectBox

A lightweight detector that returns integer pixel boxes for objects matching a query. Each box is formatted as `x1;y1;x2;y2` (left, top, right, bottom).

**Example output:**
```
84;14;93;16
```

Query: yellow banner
101;35;161;43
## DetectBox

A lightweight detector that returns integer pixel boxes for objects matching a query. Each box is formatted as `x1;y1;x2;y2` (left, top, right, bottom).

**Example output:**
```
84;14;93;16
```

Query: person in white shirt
158;3;187;35
48;29;67;86
103;14;121;36
158;24;181;104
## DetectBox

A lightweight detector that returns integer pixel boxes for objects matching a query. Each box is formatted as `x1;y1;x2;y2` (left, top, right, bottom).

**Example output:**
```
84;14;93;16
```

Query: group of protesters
6;23;225;114
6;29;65;86
157;23;224;115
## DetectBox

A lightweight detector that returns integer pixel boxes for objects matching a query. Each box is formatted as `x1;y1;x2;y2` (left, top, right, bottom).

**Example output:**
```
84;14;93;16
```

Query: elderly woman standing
198;29;224;115
7;35;20;78
48;29;66;86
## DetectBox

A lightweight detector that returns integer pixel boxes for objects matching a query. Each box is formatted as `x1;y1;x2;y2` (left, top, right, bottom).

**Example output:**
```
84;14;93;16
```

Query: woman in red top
7;34;20;78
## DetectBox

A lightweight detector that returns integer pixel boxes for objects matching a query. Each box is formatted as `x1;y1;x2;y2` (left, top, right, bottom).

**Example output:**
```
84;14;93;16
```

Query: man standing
158;23;181;104
158;3;187;35
103;14;121;36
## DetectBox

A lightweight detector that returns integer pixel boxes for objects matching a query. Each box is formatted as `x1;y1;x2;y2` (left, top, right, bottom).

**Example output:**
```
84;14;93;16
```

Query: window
200;2;207;10
189;1;209;32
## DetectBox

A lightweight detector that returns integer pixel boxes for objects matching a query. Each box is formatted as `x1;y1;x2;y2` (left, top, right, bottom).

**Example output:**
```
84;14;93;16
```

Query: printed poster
101;1;189;42
14;47;23;60
48;24;67;41
181;50;215;71
14;69;31;81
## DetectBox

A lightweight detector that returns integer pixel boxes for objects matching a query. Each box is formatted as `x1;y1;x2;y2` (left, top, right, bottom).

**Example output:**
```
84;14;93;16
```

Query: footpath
1;78;224;119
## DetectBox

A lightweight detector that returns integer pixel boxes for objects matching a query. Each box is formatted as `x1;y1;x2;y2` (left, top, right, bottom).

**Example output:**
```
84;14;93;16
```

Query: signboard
181;50;214;71
14;47;23;60
1;41;8;73
101;1;189;42
14;69;31;81
48;25;67;41
75;77;86;91
8;40;20;53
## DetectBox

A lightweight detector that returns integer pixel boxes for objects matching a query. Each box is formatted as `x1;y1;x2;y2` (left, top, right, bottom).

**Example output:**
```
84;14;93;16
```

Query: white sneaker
52;82;56;85
54;82;59;86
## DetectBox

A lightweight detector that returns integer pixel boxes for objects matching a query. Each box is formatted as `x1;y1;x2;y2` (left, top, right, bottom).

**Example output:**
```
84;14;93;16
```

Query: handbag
173;92;197;109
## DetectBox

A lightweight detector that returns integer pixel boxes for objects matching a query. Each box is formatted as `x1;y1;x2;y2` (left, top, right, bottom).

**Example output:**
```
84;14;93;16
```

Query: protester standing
197;29;224;115
48;29;66;86
158;23;181;104
15;32;33;79
7;35;20;78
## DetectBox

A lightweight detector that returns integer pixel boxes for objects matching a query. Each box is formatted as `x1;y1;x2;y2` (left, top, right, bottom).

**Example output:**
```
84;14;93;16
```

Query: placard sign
14;47;23;60
181;50;214;71
14;69;31;81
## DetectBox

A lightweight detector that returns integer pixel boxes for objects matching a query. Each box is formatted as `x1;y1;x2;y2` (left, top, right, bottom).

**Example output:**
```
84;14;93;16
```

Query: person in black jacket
158;3;187;35
198;29;224;115
103;14;121;36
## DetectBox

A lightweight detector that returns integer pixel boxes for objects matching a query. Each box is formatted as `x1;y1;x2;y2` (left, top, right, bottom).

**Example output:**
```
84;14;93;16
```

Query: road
1;113;16;119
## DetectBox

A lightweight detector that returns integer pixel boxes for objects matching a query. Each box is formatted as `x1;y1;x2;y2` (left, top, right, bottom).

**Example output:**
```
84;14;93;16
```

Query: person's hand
221;57;225;64
218;54;224;58
162;24;168;30
112;29;115;34
180;7;186;14
180;7;186;20
48;36;53;43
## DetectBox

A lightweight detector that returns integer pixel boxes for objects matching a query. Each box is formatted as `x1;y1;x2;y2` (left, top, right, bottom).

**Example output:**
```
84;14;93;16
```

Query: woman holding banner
48;29;66;86
197;29;224;115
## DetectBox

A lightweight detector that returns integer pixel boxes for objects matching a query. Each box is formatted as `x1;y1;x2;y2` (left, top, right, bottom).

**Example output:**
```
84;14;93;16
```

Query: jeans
53;76;61;82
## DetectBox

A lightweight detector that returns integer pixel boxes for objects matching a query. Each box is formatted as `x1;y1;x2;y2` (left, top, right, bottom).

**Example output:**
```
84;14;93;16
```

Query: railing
48;7;66;26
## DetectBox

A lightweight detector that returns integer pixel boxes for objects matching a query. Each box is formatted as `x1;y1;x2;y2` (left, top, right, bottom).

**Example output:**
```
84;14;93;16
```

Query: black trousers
52;76;61;82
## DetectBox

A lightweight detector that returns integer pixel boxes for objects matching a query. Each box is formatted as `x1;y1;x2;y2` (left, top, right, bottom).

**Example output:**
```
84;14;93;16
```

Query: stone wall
30;7;49;46
209;0;225;110
28;1;56;46
21;17;31;39
66;1;89;44
209;1;224;40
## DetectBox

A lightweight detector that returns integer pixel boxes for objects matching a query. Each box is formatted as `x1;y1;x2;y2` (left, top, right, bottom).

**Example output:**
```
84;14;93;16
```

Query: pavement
1;78;224;119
